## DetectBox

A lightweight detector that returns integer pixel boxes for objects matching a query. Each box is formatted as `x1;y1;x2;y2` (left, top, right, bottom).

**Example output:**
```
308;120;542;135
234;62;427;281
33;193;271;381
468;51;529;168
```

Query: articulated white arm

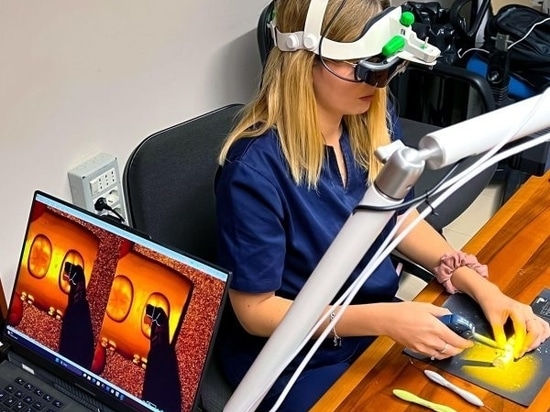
224;87;550;412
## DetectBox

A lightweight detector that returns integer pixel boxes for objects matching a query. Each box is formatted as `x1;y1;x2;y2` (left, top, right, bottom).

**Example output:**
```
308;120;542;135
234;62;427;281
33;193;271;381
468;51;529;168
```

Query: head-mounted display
270;0;441;87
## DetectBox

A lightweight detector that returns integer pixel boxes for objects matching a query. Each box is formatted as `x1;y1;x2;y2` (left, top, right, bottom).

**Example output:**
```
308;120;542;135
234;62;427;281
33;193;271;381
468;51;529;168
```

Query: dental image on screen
6;194;228;412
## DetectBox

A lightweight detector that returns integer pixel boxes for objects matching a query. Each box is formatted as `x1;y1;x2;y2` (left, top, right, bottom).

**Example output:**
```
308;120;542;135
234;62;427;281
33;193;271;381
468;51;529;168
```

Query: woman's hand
378;302;473;360
477;289;550;358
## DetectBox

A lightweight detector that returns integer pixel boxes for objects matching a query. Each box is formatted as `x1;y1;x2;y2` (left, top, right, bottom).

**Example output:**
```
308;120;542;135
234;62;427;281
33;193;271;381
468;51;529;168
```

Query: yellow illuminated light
461;336;540;392
492;337;515;369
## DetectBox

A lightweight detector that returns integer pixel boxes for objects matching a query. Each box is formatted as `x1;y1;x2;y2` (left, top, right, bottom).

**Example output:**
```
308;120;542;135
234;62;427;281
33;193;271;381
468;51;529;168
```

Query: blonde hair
219;0;392;188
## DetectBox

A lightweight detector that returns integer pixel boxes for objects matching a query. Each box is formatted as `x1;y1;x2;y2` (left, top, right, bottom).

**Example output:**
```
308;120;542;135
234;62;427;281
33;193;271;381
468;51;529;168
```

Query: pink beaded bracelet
433;251;488;294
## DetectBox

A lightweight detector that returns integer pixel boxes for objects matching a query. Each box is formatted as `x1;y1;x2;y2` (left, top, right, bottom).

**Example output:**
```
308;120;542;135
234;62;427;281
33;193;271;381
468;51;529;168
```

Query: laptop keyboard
0;377;64;412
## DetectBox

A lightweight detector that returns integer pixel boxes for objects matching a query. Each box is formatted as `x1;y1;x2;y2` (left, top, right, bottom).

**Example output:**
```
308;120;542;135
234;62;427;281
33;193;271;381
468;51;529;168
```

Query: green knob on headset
382;35;406;57
400;11;415;27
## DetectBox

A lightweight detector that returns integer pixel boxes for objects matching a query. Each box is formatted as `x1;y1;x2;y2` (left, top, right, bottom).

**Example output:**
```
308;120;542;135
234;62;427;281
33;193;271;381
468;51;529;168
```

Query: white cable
455;15;550;60
269;195;440;412
268;91;550;410
270;130;550;411
430;88;550;196
269;194;451;410
456;47;489;59
267;205;421;412
508;16;550;50
270;88;550;409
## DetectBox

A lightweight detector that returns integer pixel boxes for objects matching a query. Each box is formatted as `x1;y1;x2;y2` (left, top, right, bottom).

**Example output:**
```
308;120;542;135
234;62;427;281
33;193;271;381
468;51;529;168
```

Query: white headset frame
270;0;440;64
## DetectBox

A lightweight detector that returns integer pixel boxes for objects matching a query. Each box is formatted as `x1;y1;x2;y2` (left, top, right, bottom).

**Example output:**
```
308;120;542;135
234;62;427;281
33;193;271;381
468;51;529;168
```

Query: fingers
422;319;473;361
427;341;449;361
428;340;465;361
438;324;474;350
408;331;469;361
426;305;452;318
425;336;475;361
510;311;527;358
491;322;507;350
521;317;537;355
524;316;550;353
491;311;550;358
427;315;549;363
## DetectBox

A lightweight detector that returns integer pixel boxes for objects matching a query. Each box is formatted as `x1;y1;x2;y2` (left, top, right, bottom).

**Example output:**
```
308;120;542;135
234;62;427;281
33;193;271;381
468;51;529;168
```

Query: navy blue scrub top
214;123;411;385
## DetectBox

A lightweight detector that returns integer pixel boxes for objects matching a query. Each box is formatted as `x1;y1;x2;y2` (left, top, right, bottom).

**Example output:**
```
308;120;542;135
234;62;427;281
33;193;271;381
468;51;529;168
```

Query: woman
214;0;550;410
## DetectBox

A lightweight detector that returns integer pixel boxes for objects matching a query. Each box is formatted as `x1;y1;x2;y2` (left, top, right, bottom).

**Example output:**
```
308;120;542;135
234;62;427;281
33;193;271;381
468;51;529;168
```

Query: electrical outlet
90;168;117;196
68;153;128;222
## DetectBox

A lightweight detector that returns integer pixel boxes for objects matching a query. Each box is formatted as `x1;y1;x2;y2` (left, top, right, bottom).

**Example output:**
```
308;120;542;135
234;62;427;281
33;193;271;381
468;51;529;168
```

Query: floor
396;182;504;301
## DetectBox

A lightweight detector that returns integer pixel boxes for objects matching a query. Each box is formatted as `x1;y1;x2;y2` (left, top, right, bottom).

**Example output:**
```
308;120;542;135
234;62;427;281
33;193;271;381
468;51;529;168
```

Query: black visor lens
355;58;409;87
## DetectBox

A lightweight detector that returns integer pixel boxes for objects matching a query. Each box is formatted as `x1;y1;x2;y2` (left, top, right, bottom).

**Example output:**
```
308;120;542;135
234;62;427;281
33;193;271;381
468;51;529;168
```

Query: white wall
0;0;265;300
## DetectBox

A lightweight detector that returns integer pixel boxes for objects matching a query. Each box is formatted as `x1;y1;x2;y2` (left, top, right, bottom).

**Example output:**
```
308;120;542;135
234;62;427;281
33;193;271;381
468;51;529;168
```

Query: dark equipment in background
396;0;550;203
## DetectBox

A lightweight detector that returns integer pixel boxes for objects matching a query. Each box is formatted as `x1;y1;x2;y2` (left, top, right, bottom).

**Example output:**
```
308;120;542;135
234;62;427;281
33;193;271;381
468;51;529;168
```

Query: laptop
0;191;230;412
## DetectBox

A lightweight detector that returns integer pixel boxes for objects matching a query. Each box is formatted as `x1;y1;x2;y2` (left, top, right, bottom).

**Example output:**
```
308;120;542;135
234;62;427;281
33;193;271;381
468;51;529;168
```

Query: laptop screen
2;191;230;412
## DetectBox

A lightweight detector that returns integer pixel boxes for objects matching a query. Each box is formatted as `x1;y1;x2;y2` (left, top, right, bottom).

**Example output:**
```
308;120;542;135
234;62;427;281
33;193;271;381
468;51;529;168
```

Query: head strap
271;1;440;65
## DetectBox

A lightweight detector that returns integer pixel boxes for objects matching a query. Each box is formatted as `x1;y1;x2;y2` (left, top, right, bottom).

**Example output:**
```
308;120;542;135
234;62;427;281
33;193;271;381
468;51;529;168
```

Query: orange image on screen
95;251;193;412
16;206;99;322
8;203;226;412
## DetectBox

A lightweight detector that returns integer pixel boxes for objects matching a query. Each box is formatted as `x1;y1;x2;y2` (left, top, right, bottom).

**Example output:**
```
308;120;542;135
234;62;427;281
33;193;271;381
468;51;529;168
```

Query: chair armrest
391;251;434;283
425;63;496;112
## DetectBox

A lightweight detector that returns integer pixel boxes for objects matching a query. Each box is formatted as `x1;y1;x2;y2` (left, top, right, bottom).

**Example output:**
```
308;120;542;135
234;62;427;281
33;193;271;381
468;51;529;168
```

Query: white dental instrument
424;369;484;407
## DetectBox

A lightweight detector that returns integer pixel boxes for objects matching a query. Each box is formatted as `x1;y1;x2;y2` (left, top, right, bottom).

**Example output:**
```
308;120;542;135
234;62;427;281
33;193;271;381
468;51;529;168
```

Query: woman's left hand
478;290;550;358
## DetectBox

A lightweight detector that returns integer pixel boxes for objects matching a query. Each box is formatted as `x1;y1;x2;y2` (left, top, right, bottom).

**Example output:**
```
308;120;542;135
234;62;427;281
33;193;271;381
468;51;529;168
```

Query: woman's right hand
378;302;474;360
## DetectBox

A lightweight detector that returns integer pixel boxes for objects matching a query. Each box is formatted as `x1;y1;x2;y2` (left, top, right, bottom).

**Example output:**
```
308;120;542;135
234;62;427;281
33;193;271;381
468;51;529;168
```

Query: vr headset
270;0;441;87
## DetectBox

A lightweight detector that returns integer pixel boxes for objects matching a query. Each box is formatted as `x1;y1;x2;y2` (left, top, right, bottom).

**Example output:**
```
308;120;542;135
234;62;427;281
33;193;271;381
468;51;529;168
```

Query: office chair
257;1;498;281
393;65;497;231
123;104;244;412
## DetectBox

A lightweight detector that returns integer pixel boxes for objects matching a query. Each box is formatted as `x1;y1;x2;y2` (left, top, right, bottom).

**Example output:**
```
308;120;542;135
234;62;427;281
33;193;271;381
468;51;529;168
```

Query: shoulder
225;128;281;162
216;128;287;213
223;129;287;178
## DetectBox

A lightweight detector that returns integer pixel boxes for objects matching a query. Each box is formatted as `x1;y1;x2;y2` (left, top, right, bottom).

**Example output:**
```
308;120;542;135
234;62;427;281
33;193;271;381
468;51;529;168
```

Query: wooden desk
312;171;550;412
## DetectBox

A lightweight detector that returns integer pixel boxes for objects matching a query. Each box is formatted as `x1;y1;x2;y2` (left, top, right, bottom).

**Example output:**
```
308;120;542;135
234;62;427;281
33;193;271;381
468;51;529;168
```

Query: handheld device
438;313;501;348
438;314;475;339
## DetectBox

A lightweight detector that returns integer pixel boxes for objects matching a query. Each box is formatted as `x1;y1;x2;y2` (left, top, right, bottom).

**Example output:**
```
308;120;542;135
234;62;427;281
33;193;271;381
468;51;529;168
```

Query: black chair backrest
257;1;276;67
391;62;496;126
123;104;244;412
123;104;244;264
